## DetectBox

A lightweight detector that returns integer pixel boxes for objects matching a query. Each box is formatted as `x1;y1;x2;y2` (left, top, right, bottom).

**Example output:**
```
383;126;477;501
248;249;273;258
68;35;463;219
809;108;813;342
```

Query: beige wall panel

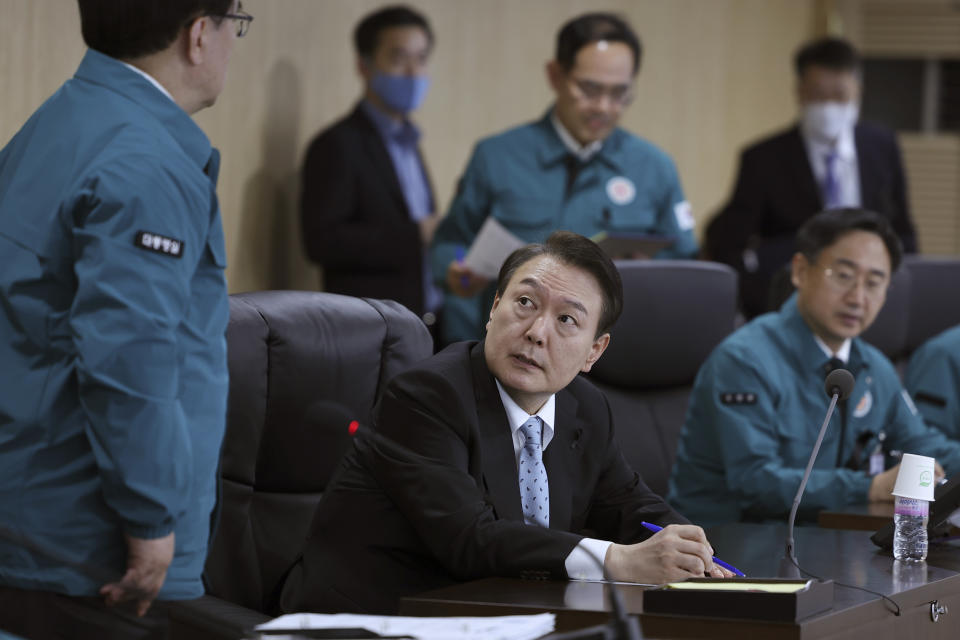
0;0;816;293
840;0;960;56
899;134;960;255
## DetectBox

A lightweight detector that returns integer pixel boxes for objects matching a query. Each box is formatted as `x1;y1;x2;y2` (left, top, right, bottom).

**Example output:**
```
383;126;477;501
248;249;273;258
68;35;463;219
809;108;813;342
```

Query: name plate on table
643;578;834;622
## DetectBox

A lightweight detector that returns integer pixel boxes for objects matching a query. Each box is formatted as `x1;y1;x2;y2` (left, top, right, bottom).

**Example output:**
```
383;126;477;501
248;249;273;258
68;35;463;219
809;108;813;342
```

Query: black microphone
319;400;642;639
778;368;855;578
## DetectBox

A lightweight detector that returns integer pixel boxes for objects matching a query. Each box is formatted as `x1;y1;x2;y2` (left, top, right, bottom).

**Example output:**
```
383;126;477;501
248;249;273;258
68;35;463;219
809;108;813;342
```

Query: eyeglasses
568;77;634;106
820;264;888;298
219;2;253;38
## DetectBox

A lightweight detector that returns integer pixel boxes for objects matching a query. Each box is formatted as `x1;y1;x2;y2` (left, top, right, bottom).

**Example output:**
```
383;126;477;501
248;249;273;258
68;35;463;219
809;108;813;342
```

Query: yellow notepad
663;580;811;593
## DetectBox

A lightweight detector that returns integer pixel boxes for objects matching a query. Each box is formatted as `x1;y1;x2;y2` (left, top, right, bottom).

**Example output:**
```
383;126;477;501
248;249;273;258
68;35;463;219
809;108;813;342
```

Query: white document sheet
462;216;526;280
256;612;555;640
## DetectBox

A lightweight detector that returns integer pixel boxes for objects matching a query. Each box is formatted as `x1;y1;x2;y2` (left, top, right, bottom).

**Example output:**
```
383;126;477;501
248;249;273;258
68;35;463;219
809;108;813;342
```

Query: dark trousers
0;587;170;640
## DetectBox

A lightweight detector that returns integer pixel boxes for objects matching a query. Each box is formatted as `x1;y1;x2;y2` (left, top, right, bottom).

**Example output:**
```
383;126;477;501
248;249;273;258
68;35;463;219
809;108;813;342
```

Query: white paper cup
891;453;937;501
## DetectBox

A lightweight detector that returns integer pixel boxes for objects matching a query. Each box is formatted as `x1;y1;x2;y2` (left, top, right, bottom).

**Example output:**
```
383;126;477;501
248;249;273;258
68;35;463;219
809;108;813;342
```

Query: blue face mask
370;71;430;114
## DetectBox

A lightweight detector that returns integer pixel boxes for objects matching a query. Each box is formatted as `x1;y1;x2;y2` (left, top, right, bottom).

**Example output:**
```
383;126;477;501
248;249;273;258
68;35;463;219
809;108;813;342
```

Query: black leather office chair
587;260;739;497
903;255;960;354
169;291;433;639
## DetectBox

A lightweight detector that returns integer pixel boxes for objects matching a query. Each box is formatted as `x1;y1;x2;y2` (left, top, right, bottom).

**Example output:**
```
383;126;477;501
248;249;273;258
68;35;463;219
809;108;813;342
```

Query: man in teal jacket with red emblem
430;12;697;345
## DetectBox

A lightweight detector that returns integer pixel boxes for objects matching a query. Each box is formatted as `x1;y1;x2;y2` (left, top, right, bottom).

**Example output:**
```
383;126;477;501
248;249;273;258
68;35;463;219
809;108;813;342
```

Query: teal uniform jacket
430;109;697;343
906;324;960;440
0;50;228;598
668;295;960;526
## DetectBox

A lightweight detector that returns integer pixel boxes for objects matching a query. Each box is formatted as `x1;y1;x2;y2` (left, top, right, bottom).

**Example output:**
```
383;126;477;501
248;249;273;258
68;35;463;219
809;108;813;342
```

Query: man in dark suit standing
279;231;731;615
705;37;917;318
301;5;441;324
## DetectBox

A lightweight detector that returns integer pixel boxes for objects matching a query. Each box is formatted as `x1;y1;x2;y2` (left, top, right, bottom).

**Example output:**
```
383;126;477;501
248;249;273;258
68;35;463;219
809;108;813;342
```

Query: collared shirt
551;112;603;162
802;124;861;208
494;380;611;581
813;335;852;364
361;100;433;221
361;100;441;313
120;61;174;102
495;380;556;464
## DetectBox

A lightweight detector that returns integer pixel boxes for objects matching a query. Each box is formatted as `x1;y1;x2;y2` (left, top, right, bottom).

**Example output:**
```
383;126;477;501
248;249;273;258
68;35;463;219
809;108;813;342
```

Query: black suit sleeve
886;134;916;253
704;148;763;267
364;370;582;581
299;127;421;272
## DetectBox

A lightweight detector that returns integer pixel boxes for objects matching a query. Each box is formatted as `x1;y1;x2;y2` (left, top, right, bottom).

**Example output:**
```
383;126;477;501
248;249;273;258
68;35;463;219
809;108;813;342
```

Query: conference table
401;522;960;639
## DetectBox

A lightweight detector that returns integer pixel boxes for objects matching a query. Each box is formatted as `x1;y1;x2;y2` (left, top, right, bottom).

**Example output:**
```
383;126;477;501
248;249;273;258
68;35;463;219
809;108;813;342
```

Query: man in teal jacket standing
430;12;697;344
669;210;960;526
906;325;960;440
0;1;249;637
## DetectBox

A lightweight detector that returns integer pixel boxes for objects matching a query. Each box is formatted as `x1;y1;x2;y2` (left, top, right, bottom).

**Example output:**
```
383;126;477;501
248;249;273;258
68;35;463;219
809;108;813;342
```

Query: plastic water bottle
893;495;929;562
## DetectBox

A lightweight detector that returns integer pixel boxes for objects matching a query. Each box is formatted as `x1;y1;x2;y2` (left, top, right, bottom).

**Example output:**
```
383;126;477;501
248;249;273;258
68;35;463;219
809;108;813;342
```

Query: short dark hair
496;231;624;337
794;37;859;77
796;208;903;272
354;5;433;58
78;0;233;60
556;12;642;76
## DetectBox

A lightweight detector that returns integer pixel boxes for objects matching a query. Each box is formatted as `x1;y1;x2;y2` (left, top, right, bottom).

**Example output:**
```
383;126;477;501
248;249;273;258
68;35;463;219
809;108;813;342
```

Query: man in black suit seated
705;37;917;318
300;5;442;324
279;231;731;615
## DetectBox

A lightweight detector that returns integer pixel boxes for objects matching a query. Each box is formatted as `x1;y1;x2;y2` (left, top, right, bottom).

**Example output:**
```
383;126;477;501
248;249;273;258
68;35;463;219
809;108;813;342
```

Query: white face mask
801;101;859;144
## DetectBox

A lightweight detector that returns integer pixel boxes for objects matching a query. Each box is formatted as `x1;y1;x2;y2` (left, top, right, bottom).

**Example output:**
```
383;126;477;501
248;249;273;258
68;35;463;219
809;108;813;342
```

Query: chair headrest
860;265;911;359
223;291;433;492
589;260;738;388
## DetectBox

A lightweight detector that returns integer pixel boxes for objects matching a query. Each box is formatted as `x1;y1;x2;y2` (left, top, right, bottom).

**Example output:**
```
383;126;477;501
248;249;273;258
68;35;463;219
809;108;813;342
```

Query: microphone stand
779;392;840;578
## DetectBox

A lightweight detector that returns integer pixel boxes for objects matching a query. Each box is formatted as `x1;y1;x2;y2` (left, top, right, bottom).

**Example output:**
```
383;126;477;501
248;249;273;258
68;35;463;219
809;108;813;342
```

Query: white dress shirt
550;113;603;162
120;61;175;103
814;335;852;364
495;381;612;580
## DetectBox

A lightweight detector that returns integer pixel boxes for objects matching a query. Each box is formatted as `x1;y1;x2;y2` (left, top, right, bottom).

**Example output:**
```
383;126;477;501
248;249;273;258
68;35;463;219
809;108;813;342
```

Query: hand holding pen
641;521;745;577
446;247;488;297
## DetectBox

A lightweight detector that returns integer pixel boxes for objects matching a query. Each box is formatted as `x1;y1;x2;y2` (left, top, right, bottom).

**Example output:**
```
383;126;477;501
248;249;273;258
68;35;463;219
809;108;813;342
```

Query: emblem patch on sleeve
720;392;757;405
674;200;695;231
134;231;183;258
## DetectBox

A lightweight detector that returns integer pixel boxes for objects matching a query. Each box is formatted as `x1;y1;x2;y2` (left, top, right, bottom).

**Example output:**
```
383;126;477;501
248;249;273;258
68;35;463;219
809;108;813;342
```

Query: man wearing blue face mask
301;5;441;331
704;37;917;318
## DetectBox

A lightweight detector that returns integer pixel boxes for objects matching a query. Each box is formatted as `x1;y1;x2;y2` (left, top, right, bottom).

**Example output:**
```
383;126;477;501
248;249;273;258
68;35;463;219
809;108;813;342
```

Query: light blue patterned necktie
518;416;549;527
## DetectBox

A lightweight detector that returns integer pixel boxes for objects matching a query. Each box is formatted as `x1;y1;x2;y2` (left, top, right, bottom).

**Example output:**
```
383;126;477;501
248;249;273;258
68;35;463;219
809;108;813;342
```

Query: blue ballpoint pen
640;521;746;577
454;246;469;290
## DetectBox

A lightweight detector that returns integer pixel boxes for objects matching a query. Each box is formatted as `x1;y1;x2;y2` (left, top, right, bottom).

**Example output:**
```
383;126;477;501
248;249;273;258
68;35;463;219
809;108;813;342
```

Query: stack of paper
256;612;555;640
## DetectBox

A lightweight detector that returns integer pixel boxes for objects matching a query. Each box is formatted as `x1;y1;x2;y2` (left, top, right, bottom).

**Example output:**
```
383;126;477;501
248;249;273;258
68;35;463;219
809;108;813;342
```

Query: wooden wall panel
854;0;960;56
900;134;960;255
0;0;817;293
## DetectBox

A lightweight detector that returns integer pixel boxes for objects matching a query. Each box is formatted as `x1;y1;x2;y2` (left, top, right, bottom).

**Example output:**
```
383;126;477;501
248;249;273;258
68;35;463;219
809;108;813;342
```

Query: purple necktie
822;150;840;208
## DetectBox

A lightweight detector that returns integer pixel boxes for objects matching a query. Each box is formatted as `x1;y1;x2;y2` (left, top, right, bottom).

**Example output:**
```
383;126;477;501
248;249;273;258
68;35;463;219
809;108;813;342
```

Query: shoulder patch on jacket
135;231;183;258
915;391;947;408
720;392;757;406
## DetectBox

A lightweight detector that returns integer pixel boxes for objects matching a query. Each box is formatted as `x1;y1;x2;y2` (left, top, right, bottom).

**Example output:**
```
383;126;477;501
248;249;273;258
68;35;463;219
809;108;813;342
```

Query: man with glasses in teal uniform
0;1;249;637
430;12;697;345
669;209;960;526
